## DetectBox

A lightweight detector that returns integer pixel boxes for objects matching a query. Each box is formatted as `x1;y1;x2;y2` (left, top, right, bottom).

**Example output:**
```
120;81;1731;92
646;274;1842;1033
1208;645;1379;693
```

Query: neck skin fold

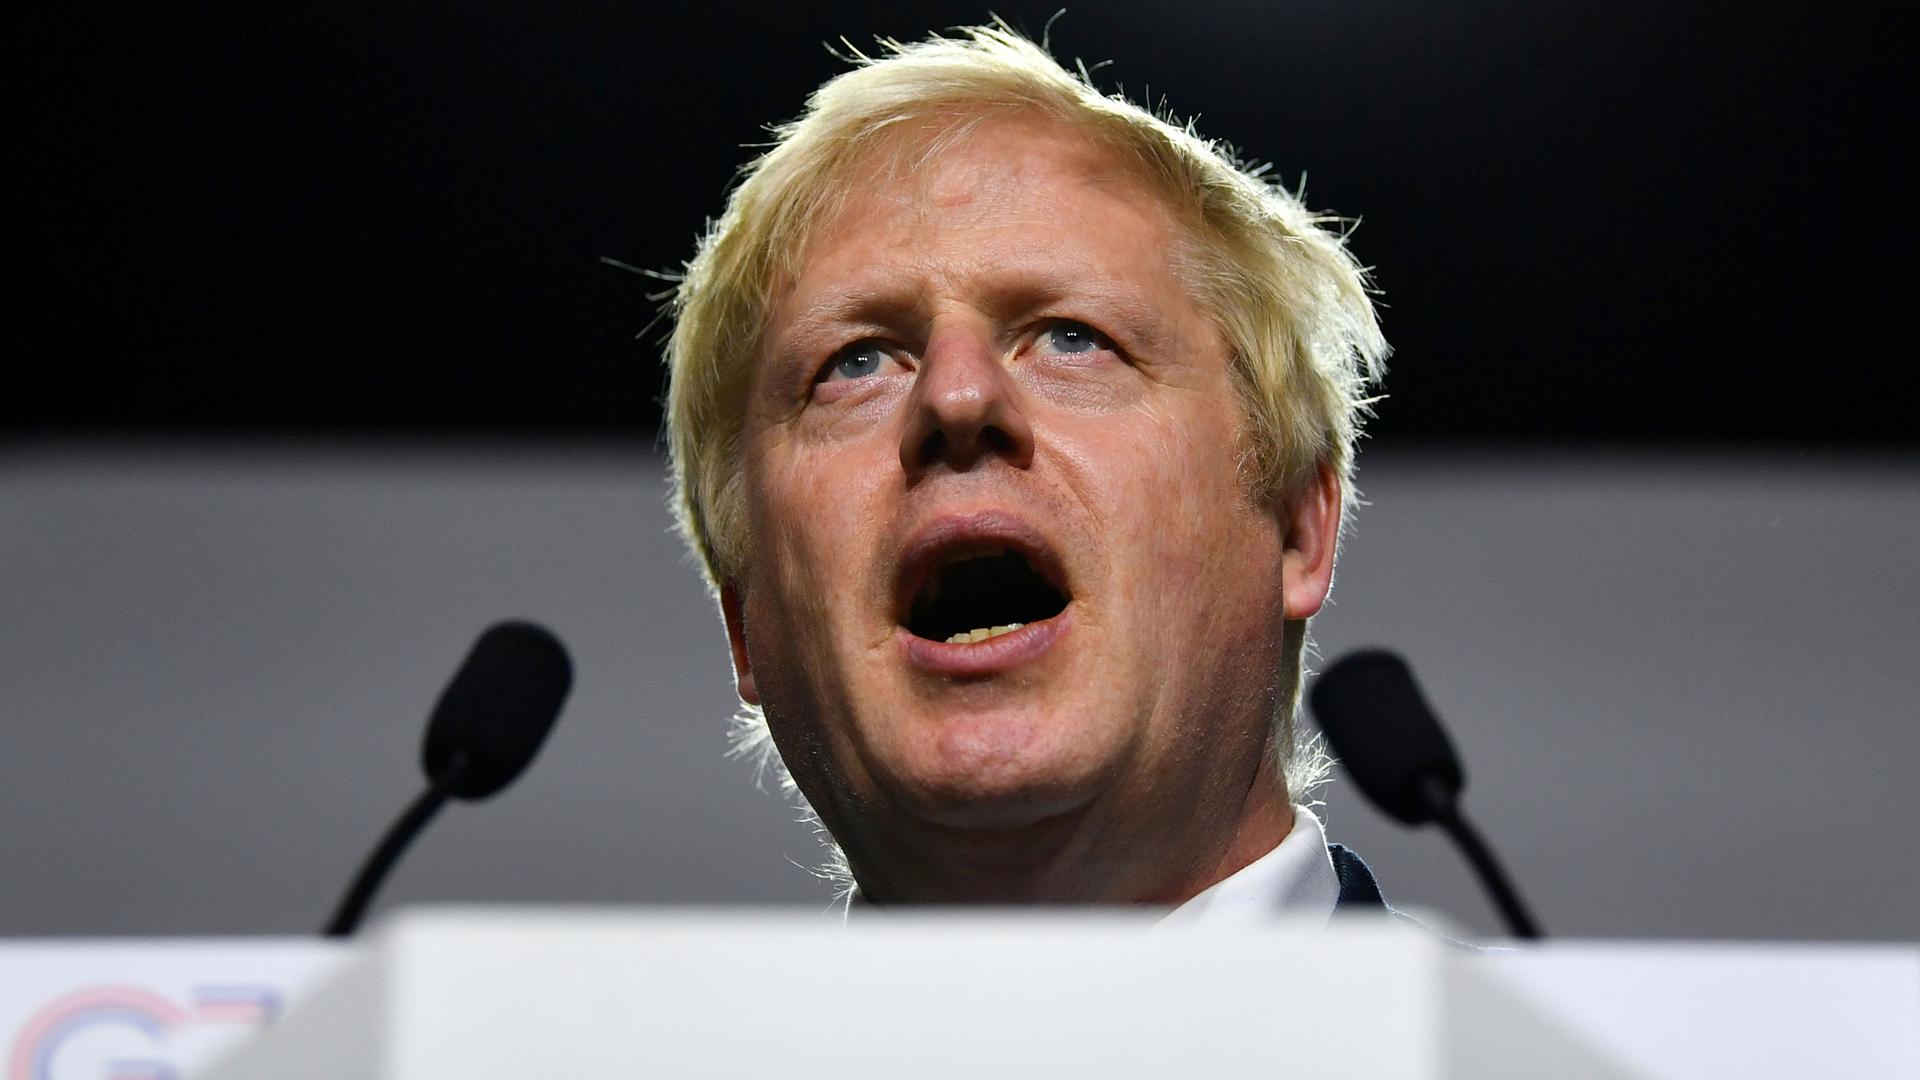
846;745;1296;906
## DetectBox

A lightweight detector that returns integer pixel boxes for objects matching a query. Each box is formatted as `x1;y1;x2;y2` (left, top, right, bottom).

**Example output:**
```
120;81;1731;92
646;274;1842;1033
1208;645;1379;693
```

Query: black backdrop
16;1;1912;445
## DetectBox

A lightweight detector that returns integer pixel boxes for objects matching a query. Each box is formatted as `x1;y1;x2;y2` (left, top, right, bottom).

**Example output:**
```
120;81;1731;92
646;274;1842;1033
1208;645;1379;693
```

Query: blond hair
665;23;1386;810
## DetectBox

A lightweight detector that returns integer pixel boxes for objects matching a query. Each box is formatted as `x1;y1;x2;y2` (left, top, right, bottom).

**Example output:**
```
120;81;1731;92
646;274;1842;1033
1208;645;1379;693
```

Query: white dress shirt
1157;804;1342;927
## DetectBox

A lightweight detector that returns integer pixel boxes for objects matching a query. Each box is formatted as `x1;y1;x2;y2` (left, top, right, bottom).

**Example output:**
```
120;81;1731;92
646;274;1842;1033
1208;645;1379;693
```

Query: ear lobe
720;581;760;706
1279;462;1342;621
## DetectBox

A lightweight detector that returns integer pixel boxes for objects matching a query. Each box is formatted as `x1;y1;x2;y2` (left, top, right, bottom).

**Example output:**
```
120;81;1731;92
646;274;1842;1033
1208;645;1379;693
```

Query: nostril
899;360;1033;473
913;421;1020;471
916;428;948;466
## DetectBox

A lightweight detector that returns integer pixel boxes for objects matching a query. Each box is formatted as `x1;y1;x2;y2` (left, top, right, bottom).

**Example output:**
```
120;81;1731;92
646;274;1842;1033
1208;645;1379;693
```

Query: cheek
1072;408;1281;620
747;443;887;623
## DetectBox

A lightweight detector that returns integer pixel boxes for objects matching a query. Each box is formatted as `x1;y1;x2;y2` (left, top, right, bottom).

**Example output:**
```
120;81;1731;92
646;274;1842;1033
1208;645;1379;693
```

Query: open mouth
905;548;1070;644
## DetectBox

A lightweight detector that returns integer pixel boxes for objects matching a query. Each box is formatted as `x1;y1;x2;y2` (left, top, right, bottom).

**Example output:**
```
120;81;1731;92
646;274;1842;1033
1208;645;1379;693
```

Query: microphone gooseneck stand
1311;648;1547;941
1414;775;1542;940
323;753;471;938
316;620;573;938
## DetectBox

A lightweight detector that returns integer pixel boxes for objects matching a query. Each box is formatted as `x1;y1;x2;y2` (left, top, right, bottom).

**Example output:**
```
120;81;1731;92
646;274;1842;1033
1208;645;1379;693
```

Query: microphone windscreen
420;621;573;800
1308;649;1464;825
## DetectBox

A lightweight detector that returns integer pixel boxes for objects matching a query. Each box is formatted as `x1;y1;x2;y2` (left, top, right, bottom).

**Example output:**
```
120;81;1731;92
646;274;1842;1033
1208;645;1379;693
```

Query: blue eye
823;343;888;383
1037;321;1113;355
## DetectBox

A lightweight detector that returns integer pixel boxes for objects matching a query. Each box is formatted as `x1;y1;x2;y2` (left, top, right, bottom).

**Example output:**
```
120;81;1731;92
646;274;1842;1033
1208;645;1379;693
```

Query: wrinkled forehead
772;109;1197;295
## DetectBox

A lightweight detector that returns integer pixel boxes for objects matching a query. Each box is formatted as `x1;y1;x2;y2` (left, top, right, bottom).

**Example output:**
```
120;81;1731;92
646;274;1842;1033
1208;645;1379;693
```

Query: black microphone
322;621;573;937
1309;649;1543;939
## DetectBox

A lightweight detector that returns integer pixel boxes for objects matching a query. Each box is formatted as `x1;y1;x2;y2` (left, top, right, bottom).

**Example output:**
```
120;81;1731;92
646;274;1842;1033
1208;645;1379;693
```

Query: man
664;25;1388;918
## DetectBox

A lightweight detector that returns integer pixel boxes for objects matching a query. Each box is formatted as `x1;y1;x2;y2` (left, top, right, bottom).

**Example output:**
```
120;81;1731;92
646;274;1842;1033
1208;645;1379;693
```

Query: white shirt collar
1155;804;1341;927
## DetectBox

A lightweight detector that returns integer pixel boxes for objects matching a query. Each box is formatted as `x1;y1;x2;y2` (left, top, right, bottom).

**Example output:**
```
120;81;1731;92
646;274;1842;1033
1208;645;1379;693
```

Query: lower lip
899;607;1072;678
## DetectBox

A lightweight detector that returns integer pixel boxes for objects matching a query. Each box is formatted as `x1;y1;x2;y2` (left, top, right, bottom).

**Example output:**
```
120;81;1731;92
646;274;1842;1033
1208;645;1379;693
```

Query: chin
877;703;1117;832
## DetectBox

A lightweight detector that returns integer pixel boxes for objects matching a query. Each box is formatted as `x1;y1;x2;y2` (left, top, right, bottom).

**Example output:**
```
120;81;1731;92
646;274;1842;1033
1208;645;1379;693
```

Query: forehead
780;114;1192;306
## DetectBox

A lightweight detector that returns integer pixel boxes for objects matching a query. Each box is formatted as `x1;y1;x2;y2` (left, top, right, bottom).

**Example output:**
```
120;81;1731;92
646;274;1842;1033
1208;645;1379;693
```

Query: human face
724;116;1338;903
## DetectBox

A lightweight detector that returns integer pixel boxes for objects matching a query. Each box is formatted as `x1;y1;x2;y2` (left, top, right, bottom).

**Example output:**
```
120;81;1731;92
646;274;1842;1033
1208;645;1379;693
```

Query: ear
720;581;760;705
1279;462;1342;620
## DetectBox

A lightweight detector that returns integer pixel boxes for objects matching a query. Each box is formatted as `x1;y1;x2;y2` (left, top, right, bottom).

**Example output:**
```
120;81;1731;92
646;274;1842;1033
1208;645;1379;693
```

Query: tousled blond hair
664;23;1386;813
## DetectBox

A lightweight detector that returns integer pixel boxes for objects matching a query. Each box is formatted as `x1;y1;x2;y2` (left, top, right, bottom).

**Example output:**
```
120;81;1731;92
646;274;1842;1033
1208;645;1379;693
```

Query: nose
899;321;1036;476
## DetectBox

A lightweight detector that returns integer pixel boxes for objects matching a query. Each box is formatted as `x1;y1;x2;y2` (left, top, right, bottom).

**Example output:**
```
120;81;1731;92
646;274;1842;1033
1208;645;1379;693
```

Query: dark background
15;1;1912;444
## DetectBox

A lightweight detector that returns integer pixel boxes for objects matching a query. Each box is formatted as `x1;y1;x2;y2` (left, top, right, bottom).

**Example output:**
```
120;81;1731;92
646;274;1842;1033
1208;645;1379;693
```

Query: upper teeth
945;624;1023;644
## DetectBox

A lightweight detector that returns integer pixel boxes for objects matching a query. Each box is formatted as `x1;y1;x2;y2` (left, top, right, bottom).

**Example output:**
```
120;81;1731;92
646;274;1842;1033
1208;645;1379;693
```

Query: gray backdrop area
3;441;1914;941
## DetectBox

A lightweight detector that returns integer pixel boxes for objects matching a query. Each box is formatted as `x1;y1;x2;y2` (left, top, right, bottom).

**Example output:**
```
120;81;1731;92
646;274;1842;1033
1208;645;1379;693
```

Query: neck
1190;751;1296;898
849;750;1295;906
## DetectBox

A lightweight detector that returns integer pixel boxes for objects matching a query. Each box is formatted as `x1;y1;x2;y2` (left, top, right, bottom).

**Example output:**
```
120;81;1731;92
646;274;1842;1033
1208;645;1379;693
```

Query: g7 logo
8;984;278;1080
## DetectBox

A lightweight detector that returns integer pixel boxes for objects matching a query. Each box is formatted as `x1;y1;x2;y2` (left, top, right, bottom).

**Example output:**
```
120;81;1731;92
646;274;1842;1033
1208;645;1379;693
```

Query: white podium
6;910;1915;1079
193;908;1920;1079
198;909;1601;1080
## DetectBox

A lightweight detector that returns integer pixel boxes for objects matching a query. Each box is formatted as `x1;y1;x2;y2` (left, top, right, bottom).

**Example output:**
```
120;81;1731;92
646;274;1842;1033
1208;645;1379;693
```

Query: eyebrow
778;254;1177;354
781;284;926;346
980;255;1179;354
